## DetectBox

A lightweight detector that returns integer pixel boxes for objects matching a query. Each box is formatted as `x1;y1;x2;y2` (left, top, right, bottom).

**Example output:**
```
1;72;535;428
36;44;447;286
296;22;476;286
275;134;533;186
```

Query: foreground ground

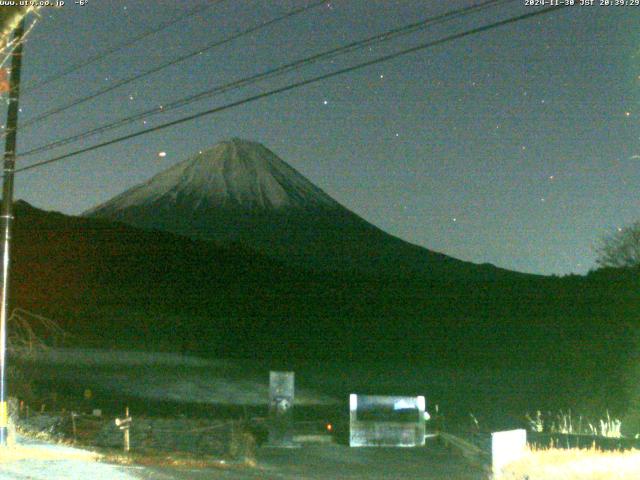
5;435;640;479
4;347;634;479
141;444;486;480
1;437;486;480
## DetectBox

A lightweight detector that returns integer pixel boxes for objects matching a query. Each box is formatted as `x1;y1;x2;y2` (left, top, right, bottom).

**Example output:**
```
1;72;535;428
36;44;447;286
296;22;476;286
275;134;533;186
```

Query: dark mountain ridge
5;200;634;375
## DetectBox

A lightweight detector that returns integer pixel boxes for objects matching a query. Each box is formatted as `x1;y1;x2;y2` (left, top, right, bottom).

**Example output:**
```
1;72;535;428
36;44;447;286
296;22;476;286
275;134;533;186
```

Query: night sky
3;0;638;275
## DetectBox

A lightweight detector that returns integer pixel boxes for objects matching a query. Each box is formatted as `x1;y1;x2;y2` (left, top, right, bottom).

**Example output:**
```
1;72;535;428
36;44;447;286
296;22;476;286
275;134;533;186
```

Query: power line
22;0;224;93
19;0;513;157
18;0;328;130
13;5;568;176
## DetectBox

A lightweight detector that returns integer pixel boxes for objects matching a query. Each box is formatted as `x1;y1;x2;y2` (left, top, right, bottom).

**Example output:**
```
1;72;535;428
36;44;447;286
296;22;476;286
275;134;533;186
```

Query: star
323;100;328;105
625;111;631;117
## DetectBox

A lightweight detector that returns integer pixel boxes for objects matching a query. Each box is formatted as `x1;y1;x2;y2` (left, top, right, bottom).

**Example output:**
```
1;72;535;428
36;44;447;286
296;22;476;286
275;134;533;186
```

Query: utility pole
0;17;25;447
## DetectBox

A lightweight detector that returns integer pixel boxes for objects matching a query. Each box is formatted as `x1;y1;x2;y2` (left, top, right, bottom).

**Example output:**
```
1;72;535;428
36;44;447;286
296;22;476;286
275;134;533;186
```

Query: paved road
132;443;488;479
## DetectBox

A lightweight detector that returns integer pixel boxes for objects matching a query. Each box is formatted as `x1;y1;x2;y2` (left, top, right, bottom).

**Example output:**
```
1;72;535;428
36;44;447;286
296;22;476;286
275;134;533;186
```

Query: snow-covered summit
85;139;339;215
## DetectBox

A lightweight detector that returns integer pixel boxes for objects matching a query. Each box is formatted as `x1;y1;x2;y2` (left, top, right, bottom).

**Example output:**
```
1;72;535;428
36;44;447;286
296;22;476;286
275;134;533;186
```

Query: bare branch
596;221;640;269
7;307;66;357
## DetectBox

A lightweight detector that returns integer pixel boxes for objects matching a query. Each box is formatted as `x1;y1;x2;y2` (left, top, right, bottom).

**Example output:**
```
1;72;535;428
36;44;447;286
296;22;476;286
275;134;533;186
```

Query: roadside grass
499;446;640;480
525;410;625;438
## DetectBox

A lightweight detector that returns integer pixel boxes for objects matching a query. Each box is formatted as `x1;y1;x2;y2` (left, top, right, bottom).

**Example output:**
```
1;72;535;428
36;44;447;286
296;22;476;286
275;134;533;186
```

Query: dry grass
498;446;640;480
525;410;624;438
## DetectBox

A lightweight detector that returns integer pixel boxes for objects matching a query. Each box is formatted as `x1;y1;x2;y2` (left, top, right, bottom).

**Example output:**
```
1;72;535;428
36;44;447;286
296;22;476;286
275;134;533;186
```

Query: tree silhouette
596;222;640;269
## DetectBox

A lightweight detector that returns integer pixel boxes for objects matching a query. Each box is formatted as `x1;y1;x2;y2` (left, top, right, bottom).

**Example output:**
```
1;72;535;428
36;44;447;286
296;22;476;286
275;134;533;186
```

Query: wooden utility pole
0;17;25;447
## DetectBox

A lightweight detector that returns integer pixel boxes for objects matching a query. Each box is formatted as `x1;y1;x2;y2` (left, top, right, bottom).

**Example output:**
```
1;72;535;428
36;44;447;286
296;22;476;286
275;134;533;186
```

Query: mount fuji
84;138;503;277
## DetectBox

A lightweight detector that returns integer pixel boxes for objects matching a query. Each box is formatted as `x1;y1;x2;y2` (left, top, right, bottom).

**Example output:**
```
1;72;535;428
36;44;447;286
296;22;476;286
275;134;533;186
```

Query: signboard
491;429;527;474
268;371;295;446
349;394;426;447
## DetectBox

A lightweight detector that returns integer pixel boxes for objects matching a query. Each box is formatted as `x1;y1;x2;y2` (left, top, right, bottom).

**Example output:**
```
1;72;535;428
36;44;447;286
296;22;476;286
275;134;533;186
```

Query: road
132;443;488;479
1;438;487;480
0;436;135;480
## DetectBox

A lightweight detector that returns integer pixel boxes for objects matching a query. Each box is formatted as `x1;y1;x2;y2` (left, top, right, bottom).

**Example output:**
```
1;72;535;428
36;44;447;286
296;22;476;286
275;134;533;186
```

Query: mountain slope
84;138;508;278
6;201;634;372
